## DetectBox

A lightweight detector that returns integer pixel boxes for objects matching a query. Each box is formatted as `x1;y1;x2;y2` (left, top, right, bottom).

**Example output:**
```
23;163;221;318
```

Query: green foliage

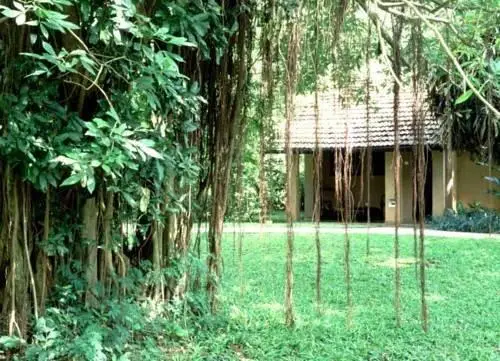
2;0;500;358
0;0;232;350
429;202;500;233
485;175;500;198
428;0;500;161
226;118;287;222
10;261;207;361
0;336;26;353
266;156;287;213
0;0;223;200
19;303;178;360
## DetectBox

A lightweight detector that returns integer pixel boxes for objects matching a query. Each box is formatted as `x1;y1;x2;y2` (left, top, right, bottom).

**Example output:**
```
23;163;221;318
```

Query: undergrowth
429;202;500;233
1;260;208;361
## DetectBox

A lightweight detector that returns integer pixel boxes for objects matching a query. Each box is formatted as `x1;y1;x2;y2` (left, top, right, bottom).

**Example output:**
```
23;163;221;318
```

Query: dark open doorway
319;149;385;222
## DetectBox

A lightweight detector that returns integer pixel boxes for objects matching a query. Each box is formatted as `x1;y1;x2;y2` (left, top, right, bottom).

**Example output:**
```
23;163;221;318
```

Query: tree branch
376;20;403;88
377;1;434;13
376;1;450;24
355;0;410;68
68;29;99;63
403;0;500;119
428;0;453;13
65;70;114;112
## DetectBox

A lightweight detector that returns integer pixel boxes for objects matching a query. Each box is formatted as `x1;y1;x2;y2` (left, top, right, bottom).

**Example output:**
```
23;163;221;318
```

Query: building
274;77;499;224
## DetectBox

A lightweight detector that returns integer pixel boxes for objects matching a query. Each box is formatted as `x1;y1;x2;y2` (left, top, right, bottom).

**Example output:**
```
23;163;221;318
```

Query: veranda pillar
384;151;401;224
289;152;301;221
432;149;456;217
304;153;314;220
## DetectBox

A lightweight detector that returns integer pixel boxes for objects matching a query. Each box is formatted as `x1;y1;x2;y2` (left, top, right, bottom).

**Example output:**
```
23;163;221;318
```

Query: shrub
2;260;207;361
226;153;288;223
429;202;500;233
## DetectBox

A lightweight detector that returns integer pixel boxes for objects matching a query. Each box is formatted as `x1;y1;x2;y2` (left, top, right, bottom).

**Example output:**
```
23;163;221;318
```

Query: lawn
176;232;500;360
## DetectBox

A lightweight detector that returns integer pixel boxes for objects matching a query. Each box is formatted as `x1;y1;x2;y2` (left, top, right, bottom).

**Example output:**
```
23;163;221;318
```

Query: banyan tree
0;0;498;351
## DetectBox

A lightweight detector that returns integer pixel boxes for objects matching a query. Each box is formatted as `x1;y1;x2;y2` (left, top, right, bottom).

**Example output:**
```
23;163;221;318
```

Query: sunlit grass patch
178;232;500;360
374;256;417;268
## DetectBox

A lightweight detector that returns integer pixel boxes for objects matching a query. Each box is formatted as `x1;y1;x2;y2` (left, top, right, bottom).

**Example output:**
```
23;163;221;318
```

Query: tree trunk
82;197;99;307
164;210;177;300
152;217;164;301
100;192;115;292
206;4;248;313
2;174;30;337
284;18;300;328
35;190;51;314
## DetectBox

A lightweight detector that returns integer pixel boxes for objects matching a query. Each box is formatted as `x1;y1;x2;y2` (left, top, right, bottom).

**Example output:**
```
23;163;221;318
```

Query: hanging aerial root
412;19;428;333
410;23;419;283
283;15;300;328
365;18;372;258
336;112;355;328
391;11;403;328
22;184;38;321
312;0;324;311
342;134;354;328
258;0;276;233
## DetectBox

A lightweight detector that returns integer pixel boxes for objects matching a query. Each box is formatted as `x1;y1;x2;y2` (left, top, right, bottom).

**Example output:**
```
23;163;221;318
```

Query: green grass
176;233;500;360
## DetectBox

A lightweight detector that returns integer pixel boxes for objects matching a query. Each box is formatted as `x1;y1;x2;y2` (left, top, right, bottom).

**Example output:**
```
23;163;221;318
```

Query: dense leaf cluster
428;0;500;162
0;0;233;353
0;0;224;198
429;202;500;233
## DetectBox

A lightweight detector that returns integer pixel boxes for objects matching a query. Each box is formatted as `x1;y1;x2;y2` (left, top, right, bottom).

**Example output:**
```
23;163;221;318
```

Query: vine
283;6;301;327
391;11;403;328
312;0;323;310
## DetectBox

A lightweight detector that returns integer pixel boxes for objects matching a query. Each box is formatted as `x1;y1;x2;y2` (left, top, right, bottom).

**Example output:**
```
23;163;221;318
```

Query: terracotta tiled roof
274;85;441;151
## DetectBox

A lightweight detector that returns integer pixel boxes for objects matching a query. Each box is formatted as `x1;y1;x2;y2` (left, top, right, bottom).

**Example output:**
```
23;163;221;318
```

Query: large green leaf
60;173;83;187
454;89;474;105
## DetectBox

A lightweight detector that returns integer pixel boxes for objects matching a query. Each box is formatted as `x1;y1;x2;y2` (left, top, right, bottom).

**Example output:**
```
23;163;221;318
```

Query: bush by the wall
429;202;500;233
